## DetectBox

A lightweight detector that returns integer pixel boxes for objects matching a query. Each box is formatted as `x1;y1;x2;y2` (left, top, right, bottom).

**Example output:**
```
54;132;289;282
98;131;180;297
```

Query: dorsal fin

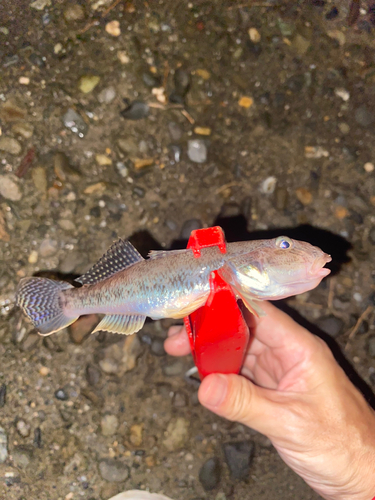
76;239;144;285
148;248;191;260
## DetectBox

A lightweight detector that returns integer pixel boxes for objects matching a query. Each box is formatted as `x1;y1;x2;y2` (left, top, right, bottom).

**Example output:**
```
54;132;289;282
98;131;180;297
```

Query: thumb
198;373;276;434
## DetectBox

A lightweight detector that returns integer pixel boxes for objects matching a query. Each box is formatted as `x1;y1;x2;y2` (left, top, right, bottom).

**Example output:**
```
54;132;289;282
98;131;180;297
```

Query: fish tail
16;277;78;336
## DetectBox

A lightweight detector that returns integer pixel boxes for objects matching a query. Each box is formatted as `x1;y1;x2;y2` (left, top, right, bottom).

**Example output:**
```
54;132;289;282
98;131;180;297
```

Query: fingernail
200;374;228;407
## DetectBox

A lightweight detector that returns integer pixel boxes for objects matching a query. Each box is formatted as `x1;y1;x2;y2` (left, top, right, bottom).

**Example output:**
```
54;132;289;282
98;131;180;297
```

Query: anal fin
92;314;146;335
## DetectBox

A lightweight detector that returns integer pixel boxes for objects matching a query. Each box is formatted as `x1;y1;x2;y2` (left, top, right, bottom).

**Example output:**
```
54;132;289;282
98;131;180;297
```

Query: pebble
39;239;58;258
187;139;207;163
117;50;130;64
248;27;261;43
130;423;143;446
170;68;191;103
28;250;38;264
12;445;33;468
16;420;31;438
0;137;21;155
69;314;99;344
54;151;80;180
34;427;42;448
316;316;344;338
133;186;145;198
169;144;181;163
98;86;116;104
58;219;76;231
0;427;7;463
238;96;254;109
291;33;311;56
334;88;350;102
39;366;49;376
11;122;34;139
355;105;374;127
199;457;221;491
116;162;128;178
168;122;182;141
96;154;112;166
31;166;48;194
295;187;313;206
54;388;69;401
0;384;6;408
62;108;88;137
304;146;329;159
163;417;189;451
79;75;100;94
150;338;166;356
101;414;119;436
105;20;121;37
30;0;51;10
222;440;255;480
275;186;288;210
172;391;188;408
260;176;277;194
368;337;375;358
121;101;150;120
59;251;84;274
86;364;101;386
364;162;374;173
338;122;350;134
162;359;184;376
180;219;203;240
63;3;86;22
98;335;142;376
117;137;139;155
99;459;129;482
194;126;211;136
0;175;22;201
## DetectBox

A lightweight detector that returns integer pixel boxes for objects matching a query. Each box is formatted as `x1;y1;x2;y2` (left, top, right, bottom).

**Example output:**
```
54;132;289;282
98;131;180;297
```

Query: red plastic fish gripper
184;226;250;379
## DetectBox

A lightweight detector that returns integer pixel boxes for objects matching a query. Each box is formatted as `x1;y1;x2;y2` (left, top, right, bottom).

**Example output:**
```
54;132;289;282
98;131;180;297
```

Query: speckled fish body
16;236;331;336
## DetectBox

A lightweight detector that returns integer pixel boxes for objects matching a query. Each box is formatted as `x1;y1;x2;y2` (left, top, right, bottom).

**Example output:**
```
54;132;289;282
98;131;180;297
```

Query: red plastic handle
184;227;250;379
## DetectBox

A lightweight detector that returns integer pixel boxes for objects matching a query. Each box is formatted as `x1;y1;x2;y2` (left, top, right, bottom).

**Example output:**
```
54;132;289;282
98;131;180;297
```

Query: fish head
224;236;331;300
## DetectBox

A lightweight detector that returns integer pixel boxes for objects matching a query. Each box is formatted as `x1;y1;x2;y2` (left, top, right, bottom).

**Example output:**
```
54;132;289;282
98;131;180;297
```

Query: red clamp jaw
183;226;250;379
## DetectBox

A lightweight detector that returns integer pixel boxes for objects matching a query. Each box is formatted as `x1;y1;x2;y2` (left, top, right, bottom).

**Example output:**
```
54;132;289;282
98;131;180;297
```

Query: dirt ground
0;0;375;499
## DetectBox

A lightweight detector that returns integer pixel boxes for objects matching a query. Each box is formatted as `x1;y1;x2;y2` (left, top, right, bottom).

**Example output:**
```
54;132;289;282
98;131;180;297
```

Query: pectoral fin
92;314;146;335
236;290;266;318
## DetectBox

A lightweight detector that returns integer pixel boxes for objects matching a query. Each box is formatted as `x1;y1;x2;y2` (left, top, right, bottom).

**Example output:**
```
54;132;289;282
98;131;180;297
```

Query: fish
15;235;331;337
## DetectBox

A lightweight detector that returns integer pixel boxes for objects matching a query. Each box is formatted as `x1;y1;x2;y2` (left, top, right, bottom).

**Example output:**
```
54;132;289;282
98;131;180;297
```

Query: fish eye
275;236;293;249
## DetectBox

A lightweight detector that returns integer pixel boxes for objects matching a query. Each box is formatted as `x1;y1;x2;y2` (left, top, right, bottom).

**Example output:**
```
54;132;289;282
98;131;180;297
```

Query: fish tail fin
16;277;78;336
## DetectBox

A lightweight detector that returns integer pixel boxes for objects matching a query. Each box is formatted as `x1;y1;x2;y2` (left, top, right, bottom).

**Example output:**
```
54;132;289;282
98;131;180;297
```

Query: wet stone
169;144;181;163
163;359;184;376
79;75;100;94
222;440;255;480
150;338;166;356
180;219;203;240
101;414;119;436
99;459;129;482
354;105;374;128
12;445;34;468
117;137;138;155
172;391;188;408
316;316;344;338
39;239;58;258
86;363;101;386
62;108;88;137
98;86;116;104
69;315;99;344
168;121;182;141
368;337;375;358
0;175;22;201
98;335;142;376
0;136;22;155
121;101;150;120
63;3;86;22
32;166;48;194
133;186;145;198
163;417;189;451
0;427;8;463
188;139;207;163
54;388;69;401
199;457;221;491
11;122;34;139
16;420;31;438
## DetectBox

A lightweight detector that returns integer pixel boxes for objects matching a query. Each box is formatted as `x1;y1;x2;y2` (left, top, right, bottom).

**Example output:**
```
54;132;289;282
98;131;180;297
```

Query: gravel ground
0;1;375;499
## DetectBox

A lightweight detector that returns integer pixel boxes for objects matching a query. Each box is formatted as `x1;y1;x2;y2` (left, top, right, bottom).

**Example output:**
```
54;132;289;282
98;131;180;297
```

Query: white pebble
353;292;362;302
260;176;277;194
364;162;374;173
19;77;30;85
334;88;350;102
28;250;38;264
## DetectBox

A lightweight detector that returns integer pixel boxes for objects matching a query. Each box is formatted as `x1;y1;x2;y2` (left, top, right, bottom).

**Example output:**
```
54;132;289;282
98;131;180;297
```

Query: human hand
165;302;375;500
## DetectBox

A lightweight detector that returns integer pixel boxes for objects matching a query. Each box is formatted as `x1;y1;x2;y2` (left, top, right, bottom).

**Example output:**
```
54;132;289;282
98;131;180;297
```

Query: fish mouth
309;253;332;278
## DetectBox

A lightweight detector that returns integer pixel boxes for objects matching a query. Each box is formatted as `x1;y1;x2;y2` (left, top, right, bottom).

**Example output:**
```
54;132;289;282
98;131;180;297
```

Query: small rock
238;96;254;109
180;219;202;240
194;126;211;136
99;459;129;482
31;166;48;194
0;175;22;201
367;337;375;358
170;68;191;103
39;239;58;258
275;187;288;211
355;105;374;128
295;187;313;206
96;154;112;166
79;75;100;94
133;186;145;198
338;122;350;134
248;27;261;43
84;182;106;195
11;122;34;139
54;151;80;180
99;358;118;374
116;162;128;178
364;162;374;173
117;50;130;64
34;427;42;448
69;315;99;344
121;101;149;120
172;391;187;408
163;360;184;376
334;88;350;102
0;137;21;155
0;427;7;463
39;366;49;376
163;417;189;451
199;457;221;491
222;440;254;480
58;219;76;231
260;176;277;194
196;68;211;80
317;316;344;338
150;338;166;356
133;158;154;170
291;33;311;56
98;86;116;104
168;122;182;141
28;250;38;264
30;0;51;10
54;388;69;401
0;384;6;408
98;335;142;376
305;146;329;159
187;139;207;163
86;364;101;386
0;210;10;242
101;414;119;437
11;445;33;468
63;3;86;22
130;423;143;446
117;137;138;155
21;333;40;351
169;144;181;163
62;108;88;137
60;251;84;274
16;420;31;438
105;20;121;36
